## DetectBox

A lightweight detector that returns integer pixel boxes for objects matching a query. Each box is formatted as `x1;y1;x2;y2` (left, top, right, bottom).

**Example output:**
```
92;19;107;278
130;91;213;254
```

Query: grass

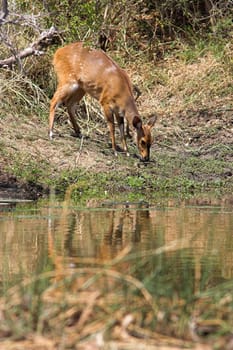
0;70;49;121
52;151;232;205
0;241;232;349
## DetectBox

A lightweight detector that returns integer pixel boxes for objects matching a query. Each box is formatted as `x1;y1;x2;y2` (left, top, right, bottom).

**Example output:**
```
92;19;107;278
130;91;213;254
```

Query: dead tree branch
0;26;62;68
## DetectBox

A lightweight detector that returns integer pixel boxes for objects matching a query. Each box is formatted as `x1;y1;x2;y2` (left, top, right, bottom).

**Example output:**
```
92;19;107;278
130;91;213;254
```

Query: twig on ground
74;136;85;167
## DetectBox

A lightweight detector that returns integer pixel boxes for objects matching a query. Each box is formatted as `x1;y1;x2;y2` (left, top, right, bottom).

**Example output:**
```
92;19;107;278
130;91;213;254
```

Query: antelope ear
132;116;142;130
147;115;157;129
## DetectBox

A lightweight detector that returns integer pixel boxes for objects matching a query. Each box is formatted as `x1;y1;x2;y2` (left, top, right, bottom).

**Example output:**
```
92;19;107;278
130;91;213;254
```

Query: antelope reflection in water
48;200;153;261
47;195;233;293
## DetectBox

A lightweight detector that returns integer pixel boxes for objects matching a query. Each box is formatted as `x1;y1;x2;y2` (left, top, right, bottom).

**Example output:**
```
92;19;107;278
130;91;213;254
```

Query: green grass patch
52;152;232;205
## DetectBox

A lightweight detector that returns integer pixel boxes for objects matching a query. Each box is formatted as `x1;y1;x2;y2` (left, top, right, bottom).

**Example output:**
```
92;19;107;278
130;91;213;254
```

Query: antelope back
53;42;133;102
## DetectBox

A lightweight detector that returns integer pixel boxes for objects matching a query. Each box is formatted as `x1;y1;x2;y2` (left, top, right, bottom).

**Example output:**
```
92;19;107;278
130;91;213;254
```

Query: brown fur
49;42;156;161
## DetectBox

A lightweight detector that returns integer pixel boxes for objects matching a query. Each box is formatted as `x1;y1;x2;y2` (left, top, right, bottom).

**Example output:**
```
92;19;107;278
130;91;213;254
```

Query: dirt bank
0;104;232;201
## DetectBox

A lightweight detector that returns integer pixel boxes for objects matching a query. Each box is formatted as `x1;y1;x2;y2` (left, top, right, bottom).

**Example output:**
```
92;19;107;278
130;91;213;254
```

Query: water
0;195;233;295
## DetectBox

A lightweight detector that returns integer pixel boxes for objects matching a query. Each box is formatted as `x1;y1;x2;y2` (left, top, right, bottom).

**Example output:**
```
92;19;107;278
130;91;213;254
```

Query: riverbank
0;53;233;202
0;104;232;202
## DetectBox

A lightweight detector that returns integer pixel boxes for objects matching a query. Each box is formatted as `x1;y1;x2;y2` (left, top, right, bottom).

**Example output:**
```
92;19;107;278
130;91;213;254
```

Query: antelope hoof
72;132;82;139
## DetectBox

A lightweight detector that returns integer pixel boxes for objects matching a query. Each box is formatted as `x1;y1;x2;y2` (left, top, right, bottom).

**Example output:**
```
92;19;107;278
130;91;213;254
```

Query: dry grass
1;47;232;132
0;234;232;349
132;53;233;118
0;69;48;120
0;243;218;350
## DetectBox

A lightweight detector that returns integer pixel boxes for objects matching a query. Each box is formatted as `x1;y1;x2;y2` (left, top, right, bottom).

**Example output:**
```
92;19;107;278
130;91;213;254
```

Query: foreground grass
0;244;232;349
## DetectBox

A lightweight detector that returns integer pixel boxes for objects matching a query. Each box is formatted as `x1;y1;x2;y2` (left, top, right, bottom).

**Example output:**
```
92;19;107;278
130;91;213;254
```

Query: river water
0;195;233;296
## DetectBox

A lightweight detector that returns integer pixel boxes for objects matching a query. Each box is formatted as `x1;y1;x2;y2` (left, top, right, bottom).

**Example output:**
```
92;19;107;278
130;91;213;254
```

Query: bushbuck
49;42;156;161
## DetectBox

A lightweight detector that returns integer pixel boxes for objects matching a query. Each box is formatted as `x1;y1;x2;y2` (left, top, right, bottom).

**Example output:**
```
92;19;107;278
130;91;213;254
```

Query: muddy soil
0;171;44;200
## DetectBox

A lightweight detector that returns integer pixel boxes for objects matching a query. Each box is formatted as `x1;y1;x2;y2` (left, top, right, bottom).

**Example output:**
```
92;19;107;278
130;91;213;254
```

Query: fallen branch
0;26;62;68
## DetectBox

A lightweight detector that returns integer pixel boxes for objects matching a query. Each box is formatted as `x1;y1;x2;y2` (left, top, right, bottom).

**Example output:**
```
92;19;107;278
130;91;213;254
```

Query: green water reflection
0;196;233;296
